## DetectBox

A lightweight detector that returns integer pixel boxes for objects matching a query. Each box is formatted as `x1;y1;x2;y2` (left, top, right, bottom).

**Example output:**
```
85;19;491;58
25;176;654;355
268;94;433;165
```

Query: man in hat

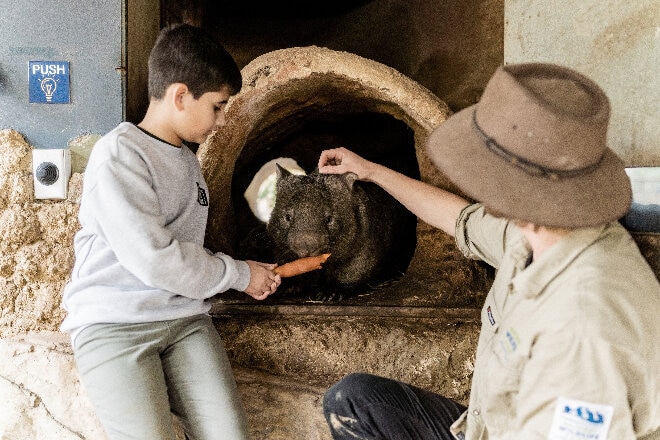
317;63;659;439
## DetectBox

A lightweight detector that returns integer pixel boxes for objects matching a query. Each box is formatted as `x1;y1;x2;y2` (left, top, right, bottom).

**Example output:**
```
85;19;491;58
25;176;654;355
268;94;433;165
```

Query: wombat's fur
267;165;416;300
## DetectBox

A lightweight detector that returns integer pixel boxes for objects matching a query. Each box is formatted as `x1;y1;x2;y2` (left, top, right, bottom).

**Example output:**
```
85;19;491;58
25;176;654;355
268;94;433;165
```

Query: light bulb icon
40;77;57;102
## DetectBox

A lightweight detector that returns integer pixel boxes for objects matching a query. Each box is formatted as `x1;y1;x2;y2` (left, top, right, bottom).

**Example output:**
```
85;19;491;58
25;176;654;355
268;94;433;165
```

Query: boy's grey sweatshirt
61;123;250;341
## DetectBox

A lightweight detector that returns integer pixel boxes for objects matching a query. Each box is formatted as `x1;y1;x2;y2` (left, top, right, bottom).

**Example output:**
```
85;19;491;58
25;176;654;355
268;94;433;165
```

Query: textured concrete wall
504;0;659;167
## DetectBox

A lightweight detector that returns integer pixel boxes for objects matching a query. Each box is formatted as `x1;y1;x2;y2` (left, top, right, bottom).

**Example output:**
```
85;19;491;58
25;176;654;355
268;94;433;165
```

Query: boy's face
180;86;231;144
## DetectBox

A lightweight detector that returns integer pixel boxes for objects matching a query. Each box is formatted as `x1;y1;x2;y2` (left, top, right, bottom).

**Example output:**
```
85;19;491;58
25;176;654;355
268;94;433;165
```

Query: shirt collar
511;223;609;298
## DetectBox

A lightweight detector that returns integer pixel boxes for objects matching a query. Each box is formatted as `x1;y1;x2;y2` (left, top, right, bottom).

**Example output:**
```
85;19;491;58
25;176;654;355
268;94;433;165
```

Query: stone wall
0;129;81;339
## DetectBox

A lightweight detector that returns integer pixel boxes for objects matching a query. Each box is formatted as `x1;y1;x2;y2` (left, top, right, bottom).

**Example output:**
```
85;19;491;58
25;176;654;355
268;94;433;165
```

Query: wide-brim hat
427;63;632;228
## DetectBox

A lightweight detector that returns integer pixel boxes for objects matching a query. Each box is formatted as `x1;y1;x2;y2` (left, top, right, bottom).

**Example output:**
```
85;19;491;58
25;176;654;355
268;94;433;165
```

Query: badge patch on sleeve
196;182;208;206
549;397;613;440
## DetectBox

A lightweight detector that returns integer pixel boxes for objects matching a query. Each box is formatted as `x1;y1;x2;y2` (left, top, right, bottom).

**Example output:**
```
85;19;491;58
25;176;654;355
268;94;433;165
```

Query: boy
61;24;280;439
318;63;659;439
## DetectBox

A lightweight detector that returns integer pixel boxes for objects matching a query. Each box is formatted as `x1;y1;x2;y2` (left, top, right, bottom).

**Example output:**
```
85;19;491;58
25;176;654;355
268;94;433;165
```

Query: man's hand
318;147;374;181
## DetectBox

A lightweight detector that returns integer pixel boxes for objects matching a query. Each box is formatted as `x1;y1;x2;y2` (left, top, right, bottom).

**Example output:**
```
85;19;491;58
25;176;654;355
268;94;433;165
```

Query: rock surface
0;332;106;440
0;129;82;339
0;332;330;440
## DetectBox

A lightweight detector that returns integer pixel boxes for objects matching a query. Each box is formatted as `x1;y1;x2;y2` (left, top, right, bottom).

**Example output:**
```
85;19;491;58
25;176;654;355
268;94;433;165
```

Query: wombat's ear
275;164;292;181
341;172;359;190
274;164;294;193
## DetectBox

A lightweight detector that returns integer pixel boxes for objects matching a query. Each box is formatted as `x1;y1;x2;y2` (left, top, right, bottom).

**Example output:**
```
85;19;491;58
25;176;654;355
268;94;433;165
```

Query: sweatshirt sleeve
82;142;249;298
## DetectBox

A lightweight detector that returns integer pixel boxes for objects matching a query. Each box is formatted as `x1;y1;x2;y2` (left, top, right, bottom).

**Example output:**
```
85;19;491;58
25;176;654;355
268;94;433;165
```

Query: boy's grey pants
73;314;248;440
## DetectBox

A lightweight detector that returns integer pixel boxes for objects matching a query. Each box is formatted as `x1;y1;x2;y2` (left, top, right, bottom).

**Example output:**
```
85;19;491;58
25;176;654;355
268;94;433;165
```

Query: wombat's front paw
308;289;344;302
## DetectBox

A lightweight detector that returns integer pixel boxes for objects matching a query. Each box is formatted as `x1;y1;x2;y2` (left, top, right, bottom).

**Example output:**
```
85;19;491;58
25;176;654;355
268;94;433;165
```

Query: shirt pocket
479;329;526;432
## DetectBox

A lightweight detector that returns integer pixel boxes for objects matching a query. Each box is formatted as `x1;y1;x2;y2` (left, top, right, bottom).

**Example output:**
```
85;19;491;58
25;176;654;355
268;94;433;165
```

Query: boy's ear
170;83;189;111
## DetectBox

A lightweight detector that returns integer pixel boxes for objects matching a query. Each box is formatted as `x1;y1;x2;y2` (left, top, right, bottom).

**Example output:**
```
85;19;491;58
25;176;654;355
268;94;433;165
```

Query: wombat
267;165;416;300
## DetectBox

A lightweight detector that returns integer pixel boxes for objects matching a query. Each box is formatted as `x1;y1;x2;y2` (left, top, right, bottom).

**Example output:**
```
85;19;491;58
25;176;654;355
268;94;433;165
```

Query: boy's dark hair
147;23;242;100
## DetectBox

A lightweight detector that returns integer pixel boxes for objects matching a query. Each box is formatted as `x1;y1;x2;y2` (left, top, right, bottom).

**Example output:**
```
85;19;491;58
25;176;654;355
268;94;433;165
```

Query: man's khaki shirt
450;204;660;440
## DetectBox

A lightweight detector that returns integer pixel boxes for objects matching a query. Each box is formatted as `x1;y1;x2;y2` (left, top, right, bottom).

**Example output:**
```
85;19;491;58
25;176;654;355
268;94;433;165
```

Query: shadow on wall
162;0;504;112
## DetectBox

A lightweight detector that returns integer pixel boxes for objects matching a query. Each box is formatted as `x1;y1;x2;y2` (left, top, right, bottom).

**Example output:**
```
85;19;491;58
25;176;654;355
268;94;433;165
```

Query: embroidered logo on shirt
498;327;520;360
549;397;613;440
487;306;496;326
196;182;208;206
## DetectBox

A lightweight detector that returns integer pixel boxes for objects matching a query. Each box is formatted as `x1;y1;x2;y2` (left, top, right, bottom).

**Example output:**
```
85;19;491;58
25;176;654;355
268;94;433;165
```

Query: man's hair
485;205;574;232
147;23;242;100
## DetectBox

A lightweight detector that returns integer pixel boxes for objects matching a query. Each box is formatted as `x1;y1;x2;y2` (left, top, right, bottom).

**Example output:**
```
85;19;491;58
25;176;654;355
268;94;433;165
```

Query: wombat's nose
290;232;327;258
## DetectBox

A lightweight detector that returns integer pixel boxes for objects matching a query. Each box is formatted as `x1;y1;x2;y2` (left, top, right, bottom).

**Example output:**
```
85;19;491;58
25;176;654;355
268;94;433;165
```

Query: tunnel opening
231;110;420;299
198;46;493;307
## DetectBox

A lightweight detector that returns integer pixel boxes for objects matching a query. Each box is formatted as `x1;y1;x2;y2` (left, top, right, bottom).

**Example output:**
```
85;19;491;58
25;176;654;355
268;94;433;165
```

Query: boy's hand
244;260;281;300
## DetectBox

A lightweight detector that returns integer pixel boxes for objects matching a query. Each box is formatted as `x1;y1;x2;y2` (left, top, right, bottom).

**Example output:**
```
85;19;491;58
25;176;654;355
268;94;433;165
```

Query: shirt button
472;408;481;416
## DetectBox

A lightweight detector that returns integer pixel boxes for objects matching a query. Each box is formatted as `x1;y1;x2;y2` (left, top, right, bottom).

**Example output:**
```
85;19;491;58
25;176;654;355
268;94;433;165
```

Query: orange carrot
273;253;331;278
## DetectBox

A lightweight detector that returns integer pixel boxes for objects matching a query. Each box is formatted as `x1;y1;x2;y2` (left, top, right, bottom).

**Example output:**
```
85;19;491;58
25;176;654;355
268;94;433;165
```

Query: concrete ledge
214;313;478;404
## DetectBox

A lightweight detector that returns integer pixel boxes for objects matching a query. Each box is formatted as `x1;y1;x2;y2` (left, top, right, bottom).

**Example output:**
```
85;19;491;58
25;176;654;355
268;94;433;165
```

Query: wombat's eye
284;213;292;222
325;214;336;226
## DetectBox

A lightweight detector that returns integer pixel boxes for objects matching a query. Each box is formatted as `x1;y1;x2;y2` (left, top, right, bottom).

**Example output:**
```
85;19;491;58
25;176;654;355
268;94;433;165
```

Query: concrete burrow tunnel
198;46;493;306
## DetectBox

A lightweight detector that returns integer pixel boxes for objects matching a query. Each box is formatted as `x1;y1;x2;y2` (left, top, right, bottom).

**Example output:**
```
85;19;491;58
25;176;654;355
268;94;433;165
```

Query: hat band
472;110;603;180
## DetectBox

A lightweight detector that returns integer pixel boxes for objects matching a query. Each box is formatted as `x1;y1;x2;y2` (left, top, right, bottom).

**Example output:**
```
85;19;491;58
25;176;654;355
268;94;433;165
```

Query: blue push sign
29;61;70;104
